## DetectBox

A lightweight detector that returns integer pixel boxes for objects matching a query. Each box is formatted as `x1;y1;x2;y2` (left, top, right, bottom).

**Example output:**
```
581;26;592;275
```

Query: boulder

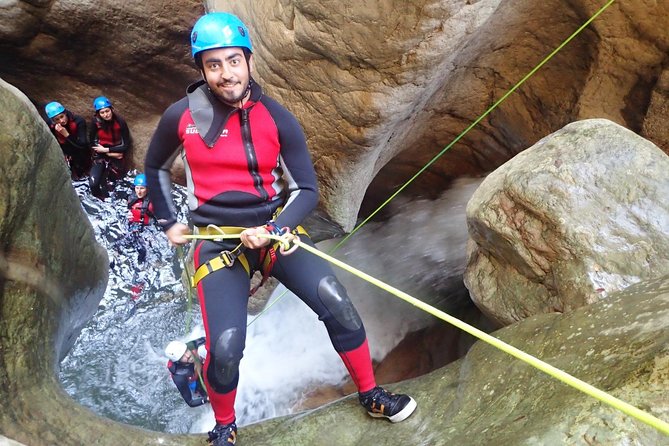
465;119;669;326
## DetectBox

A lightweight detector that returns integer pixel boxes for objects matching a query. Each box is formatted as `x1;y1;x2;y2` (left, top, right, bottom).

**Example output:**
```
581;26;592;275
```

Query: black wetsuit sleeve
261;97;319;230
171;372;206;407
145;97;188;231
108;116;131;154
68;115;89;150
193;337;206;349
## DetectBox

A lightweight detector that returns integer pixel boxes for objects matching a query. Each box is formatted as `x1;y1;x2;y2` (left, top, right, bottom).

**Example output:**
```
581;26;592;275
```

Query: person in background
45;101;91;180
128;173;155;229
165;338;209;408
145;12;416;446
126;173;155;263
109;173;155;267
89;96;131;199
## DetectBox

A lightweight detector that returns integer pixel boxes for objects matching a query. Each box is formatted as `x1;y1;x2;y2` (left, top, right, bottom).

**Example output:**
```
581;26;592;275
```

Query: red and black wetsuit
48;111;92;179
89;113;131;198
167;337;208;407
145;79;377;426
128;195;154;226
118;194;155;263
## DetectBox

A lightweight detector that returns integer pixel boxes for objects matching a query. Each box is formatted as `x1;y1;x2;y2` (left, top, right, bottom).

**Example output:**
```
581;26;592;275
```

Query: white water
59;175;482;433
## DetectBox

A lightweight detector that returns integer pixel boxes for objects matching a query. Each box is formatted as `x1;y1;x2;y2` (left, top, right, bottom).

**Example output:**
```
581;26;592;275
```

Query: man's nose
220;63;234;78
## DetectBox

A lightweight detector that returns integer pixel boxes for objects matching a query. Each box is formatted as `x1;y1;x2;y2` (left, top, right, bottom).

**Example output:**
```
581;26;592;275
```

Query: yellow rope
183;232;669;436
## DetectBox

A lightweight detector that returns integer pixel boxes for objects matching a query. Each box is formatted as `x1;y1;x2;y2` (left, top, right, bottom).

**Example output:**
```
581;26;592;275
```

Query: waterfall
59;175;481;433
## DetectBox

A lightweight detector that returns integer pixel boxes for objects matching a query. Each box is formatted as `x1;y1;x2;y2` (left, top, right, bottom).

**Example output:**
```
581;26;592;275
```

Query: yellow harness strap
191;226;250;287
190;225;308;288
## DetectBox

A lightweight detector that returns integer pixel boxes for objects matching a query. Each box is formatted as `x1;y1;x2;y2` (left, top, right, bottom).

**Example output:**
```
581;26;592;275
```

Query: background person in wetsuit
110;173;156;264
45;101;92;180
126;173;155;263
145;12;416;446
89;96;131;199
165;338;209;408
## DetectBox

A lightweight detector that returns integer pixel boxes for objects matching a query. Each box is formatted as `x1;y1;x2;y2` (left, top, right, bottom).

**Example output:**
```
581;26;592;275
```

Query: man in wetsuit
45;101;91;180
145;12;416;445
165;338;209;408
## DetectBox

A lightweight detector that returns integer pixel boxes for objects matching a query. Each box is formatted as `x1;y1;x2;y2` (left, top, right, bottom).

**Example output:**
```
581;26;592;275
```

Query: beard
212;79;251;107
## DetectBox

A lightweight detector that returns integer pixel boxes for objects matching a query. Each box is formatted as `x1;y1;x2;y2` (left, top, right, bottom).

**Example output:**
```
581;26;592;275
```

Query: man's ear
248;54;254;74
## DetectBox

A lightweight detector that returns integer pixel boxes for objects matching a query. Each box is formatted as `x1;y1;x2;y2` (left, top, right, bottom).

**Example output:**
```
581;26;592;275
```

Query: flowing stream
59;175;482;434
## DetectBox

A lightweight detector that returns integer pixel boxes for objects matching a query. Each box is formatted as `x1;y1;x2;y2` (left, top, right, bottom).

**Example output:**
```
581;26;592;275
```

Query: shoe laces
208;422;236;443
361;386;394;407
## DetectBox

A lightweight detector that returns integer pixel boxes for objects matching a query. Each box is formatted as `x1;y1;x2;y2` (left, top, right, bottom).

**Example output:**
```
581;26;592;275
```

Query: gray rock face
240;275;669;446
465;119;669;326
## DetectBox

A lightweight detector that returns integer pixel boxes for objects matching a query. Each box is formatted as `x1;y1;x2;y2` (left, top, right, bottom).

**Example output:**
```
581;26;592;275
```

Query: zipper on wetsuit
240;108;268;201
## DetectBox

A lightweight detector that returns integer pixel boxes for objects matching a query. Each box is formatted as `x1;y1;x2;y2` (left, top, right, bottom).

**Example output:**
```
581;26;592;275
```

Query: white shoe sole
368;396;417;423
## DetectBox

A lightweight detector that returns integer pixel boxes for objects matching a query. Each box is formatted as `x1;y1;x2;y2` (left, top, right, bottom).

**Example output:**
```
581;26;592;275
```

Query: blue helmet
93;96;112;111
190;12;253;59
134;173;147;187
45;101;65;119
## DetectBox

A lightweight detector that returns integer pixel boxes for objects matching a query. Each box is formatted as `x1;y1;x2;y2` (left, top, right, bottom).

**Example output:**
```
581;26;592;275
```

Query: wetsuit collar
186;79;263;148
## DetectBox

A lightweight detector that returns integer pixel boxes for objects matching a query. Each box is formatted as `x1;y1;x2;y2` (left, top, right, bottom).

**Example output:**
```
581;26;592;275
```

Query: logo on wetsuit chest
185;124;228;137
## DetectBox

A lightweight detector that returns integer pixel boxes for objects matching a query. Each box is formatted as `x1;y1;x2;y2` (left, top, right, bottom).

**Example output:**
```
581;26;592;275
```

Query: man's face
201;47;253;106
180;350;194;363
52;112;68;126
135;185;147;198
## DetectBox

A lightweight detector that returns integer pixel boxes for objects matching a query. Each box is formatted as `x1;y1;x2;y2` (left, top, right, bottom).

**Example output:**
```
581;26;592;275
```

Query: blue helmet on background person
45;101;65;119
93;96;112;111
190;12;253;59
134;173;147;187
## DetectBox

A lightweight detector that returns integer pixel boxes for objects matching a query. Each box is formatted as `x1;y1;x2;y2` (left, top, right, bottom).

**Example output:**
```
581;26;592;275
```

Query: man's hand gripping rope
178;223;300;255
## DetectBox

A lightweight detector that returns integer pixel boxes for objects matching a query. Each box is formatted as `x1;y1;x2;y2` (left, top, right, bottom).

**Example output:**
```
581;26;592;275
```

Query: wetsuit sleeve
108;116;131;154
89;118;98;146
145;98;188;231
193;337;206;349
68;115;89;150
171;372;206;407
262;97;319;230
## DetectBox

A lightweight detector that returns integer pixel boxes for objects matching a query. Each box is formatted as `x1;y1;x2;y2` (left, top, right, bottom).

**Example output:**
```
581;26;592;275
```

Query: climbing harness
188;224;307;292
190;225;249;287
184;231;669;436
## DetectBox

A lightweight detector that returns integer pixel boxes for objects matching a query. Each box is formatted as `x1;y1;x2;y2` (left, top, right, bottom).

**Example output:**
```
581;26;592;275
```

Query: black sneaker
208;421;237;445
358;386;417;423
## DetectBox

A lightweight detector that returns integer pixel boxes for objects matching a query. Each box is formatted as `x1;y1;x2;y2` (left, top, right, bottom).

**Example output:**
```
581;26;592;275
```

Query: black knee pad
317;275;362;331
208;328;244;392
